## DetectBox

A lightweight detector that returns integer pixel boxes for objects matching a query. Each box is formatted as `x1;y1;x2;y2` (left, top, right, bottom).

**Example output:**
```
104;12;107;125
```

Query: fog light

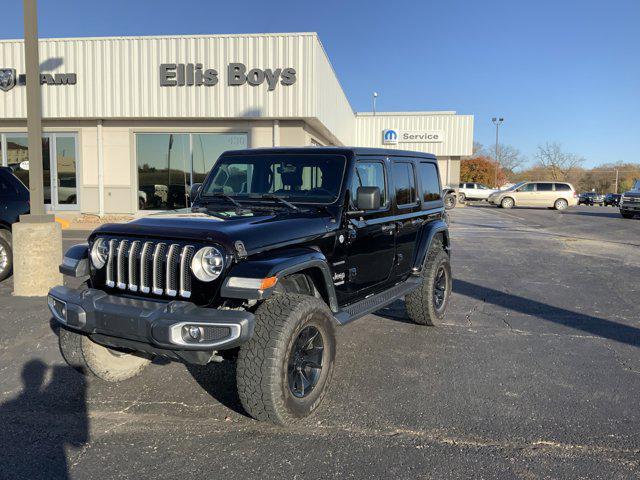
47;296;67;323
188;326;201;340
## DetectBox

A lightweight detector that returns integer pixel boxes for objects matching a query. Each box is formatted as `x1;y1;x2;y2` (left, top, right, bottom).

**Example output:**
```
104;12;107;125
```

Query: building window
136;132;247;210
1;133;78;209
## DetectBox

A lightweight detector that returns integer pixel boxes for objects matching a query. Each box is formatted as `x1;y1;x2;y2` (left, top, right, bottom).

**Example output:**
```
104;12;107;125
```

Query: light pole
13;0;63;296
372;92;378;116
492;117;504;187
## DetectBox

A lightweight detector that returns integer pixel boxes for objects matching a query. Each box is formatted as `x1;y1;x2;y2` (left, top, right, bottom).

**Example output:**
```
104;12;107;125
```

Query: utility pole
492;117;504;188
615;168;619;193
13;0;63;296
372;92;378;116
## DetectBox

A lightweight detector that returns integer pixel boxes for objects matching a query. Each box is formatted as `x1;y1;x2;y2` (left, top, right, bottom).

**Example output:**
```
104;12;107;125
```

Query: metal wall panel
354;113;474;156
0;33;357;143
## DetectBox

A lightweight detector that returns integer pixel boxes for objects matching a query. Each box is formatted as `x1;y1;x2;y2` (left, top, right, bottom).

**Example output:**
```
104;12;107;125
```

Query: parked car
0;167;30;281
604;193;621;207
620;180;640;219
578;192;605;206
457;182;498;202
441;186;457;209
488;181;577;210
48;147;452;425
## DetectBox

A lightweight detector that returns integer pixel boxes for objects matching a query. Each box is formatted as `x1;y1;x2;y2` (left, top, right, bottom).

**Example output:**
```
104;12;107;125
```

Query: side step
334;277;422;325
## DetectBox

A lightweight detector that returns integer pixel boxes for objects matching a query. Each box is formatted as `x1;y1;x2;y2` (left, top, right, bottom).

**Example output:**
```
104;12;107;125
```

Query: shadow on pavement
0;360;89;480
562;210;628;219
453;279;640;347
186;360;250;418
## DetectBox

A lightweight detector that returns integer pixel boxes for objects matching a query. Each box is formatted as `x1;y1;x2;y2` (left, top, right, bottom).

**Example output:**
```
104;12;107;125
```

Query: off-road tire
501;197;515;209
0;234;12;282
443;193;457;209
58;327;151;381
406;247;452;326
236;294;336;425
621;211;635;219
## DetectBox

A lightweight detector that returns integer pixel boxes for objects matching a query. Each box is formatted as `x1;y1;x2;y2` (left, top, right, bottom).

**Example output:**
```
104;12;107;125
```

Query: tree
534;142;584;180
460;156;507;187
487;144;524;173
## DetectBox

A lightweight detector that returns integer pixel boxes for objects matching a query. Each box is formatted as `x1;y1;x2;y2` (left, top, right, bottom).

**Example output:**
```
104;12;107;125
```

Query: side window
554;183;570;191
536;183;553;192
458;183;464;188
418;162;441;202
392;162;417;206
351;161;387;208
520;183;536;192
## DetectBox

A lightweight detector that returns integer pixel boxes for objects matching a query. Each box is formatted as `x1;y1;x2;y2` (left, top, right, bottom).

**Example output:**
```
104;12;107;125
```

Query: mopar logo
382;129;398;145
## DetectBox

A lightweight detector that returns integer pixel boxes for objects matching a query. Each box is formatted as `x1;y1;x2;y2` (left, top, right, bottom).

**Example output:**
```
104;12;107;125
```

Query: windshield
200;154;347;204
634;180;640;190
504;181;526;192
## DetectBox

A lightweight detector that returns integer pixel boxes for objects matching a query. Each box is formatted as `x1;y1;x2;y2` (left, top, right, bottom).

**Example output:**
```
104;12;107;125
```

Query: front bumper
48;286;255;360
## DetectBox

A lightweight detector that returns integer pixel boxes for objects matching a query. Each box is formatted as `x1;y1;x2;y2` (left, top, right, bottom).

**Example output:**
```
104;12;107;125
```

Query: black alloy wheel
287;326;324;398
433;265;448;311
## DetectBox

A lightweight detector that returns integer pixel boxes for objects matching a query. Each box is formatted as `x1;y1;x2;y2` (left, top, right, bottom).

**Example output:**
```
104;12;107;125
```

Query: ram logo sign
382;129;398;145
0;69;16;92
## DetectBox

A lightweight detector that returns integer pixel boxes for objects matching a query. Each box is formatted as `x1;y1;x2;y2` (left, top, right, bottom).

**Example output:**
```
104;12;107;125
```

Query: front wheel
444;193;457;209
58;327;151;381
501;197;515;209
458;193;466;203
406;248;452;326
554;199;568;210
236;294;336;425
621;211;635;219
0;234;12;282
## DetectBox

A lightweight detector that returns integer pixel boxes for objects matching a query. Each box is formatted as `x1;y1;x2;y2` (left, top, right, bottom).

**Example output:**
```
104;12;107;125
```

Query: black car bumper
47;286;255;363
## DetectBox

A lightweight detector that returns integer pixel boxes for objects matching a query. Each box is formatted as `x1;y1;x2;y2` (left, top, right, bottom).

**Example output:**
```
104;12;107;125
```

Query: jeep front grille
104;239;195;299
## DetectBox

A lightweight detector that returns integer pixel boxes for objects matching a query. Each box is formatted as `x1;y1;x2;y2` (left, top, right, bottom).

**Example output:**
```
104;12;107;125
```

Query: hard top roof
221;146;437;160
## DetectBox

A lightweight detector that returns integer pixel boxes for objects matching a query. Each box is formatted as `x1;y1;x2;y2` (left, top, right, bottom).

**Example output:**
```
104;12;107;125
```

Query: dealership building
0;32;473;214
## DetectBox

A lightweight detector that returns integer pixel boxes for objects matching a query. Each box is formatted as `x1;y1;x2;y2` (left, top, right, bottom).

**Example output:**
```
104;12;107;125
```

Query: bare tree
473;142;524;172
535;142;584;180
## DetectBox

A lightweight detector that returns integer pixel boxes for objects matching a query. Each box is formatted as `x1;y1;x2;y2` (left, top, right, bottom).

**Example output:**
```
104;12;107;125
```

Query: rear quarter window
554;183;571;191
418;162;441;202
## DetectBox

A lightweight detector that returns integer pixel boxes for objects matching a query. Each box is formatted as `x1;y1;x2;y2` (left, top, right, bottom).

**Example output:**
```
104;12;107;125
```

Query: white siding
0;33;357;144
354;113;474;156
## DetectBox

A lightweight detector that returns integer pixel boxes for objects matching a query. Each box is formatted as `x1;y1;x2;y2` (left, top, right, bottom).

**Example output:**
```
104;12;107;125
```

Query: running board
334;277;422;325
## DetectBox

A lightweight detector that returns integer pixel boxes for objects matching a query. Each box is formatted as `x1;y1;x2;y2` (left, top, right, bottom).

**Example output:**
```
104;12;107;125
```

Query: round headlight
90;238;109;269
191;246;225;282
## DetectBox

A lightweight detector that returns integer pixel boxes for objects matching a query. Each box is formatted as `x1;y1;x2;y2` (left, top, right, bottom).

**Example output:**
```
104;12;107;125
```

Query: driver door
342;159;395;300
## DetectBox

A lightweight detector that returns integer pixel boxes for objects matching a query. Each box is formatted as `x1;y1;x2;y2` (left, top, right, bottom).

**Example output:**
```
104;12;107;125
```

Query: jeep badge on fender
48;147;451;425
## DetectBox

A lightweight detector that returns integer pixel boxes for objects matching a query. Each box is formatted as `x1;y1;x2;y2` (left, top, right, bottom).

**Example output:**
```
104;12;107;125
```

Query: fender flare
220;247;339;312
412;219;450;272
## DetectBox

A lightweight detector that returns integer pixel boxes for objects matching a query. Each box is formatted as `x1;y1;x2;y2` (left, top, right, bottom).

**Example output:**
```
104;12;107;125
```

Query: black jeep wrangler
48;147;451;424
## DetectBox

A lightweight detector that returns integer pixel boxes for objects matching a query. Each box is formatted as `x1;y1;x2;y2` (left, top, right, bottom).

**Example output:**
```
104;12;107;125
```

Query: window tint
351;162;386;207
554;183;570;191
418;162;441;202
458;183;464;188
393;162;416;206
536;183;553;192
519;183;536;192
0;171;17;197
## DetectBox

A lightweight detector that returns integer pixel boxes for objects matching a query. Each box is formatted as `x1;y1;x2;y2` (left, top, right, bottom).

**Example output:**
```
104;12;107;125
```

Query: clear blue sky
2;0;639;168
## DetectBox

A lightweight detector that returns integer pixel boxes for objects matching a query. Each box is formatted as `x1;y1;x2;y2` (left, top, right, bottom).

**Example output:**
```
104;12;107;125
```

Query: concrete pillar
12;217;63;297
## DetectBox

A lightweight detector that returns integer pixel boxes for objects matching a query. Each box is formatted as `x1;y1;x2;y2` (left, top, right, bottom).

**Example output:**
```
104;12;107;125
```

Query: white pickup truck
458;182;498;202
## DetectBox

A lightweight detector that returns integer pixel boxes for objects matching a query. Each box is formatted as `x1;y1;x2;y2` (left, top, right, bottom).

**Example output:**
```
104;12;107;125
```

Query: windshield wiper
257;194;299;211
201;192;252;214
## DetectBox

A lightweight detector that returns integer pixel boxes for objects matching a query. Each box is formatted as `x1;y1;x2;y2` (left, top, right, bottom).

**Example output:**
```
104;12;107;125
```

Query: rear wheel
406;246;452;326
58;327;151;381
236;294;336;425
501;197;515;209
0;233;12;282
554;198;568;210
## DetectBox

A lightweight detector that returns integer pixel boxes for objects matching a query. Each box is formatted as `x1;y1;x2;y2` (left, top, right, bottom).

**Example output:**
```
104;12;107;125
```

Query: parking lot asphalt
1;206;639;479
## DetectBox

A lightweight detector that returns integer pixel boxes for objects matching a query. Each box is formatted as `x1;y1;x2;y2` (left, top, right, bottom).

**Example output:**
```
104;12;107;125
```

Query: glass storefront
136;132;247;210
0;133;78;209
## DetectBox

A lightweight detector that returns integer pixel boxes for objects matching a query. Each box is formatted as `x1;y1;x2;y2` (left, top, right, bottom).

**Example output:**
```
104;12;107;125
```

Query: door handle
411;218;423;226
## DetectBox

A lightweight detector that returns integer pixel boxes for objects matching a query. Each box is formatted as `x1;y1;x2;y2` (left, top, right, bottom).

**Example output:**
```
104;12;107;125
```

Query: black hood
91;209;333;255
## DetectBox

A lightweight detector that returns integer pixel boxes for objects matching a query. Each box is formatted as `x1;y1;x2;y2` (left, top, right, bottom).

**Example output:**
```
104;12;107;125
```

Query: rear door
534;182;554;206
391;158;421;279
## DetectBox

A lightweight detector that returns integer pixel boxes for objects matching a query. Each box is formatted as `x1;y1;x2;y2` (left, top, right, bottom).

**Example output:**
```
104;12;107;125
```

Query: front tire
621;211;635;219
554;198;568;210
444;193;457;209
458;193;466;203
406;248;452;326
501;197;515;209
236;294;336;425
58;327;151;381
0;234;12;282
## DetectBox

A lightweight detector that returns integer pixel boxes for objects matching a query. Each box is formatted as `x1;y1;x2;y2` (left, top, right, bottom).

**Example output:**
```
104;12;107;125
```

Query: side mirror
356;186;380;211
190;183;202;203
